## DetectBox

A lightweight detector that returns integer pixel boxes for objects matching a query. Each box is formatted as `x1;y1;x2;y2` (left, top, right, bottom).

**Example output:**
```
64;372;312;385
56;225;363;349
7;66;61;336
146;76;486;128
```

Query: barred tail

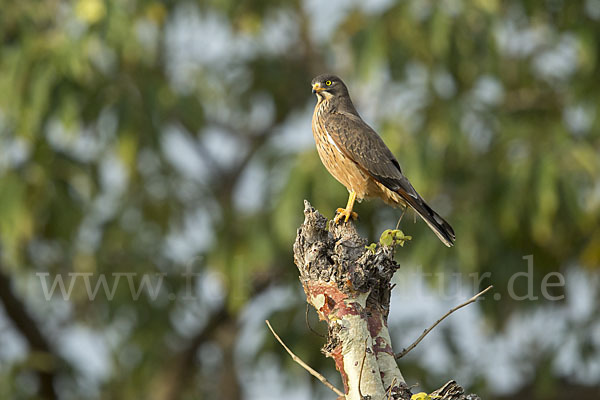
400;192;455;247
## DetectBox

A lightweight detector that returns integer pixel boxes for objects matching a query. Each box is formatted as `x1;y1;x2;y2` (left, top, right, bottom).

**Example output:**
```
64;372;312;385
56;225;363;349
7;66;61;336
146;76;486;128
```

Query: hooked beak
312;83;325;94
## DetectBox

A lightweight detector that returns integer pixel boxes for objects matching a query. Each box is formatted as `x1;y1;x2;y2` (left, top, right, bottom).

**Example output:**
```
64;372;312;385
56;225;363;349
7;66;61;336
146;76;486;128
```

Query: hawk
311;74;455;247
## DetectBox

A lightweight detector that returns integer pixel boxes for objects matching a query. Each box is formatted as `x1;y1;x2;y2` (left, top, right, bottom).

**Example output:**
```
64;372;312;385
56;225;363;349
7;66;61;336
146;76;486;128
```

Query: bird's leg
334;191;358;223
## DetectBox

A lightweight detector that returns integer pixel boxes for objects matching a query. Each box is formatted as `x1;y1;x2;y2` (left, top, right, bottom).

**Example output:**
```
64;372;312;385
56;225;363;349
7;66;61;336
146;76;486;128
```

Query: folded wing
323;110;455;247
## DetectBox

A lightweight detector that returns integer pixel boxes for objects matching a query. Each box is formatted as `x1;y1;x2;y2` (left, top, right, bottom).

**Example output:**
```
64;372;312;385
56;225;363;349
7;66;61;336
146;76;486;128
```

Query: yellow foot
334;208;358;223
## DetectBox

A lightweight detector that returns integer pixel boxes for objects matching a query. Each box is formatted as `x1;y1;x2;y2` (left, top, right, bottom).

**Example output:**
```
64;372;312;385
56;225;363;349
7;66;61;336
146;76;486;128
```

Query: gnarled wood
294;201;409;400
293;201;481;400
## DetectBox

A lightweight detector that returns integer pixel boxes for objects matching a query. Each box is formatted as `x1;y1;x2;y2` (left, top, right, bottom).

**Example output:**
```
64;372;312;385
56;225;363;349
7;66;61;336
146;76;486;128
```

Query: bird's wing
324;111;456;247
324;110;418;197
324;110;456;247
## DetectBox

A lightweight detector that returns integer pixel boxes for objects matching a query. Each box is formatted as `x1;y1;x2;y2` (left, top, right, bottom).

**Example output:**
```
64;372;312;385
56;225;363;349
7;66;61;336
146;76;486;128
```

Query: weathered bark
294;201;409;399
293;201;481;400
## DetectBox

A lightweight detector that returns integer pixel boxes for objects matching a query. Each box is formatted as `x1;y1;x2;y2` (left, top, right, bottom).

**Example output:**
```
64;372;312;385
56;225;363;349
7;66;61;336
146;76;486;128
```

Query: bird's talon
334;208;358;223
348;211;358;221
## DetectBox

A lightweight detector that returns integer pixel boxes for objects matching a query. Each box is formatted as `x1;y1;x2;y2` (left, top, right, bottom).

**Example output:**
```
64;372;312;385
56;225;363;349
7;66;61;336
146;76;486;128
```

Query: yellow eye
325;80;332;86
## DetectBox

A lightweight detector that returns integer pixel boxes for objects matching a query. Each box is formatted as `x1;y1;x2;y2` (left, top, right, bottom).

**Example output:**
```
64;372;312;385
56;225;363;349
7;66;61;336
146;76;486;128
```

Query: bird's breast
311;102;371;199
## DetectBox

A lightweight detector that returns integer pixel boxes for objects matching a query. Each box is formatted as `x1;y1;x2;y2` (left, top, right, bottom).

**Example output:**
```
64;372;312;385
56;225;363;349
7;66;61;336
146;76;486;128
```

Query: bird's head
311;74;349;100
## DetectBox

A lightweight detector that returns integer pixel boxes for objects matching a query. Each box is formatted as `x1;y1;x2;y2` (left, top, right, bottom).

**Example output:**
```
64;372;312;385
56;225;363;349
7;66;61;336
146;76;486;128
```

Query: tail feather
400;193;455;247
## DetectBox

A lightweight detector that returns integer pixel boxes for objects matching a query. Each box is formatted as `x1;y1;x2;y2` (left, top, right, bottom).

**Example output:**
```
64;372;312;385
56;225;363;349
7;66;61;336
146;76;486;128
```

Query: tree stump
293;201;481;400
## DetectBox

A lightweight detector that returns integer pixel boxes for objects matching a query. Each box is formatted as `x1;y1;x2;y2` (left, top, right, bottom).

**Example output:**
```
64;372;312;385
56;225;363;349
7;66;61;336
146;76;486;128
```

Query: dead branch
265;320;345;397
294;201;409;399
292;201;483;400
395;285;493;359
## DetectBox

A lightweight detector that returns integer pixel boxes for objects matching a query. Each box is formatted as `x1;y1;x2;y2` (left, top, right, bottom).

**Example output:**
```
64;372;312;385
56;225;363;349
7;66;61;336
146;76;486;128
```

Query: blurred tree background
0;0;599;399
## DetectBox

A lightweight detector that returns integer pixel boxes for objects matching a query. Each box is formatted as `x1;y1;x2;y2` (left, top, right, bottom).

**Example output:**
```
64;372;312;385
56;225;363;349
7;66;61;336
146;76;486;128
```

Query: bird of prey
310;74;455;247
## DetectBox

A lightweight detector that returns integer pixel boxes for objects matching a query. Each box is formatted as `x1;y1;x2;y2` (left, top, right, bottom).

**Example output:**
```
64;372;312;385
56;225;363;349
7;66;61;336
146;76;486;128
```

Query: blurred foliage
0;0;599;399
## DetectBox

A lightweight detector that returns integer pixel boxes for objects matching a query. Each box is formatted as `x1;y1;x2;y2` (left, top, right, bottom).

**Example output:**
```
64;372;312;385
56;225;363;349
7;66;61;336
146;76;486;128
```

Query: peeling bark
294;201;409;400
293;201;481;400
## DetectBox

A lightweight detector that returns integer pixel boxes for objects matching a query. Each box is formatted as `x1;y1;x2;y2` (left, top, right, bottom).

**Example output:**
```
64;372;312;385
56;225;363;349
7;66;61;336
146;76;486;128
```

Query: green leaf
379;229;412;247
365;243;377;254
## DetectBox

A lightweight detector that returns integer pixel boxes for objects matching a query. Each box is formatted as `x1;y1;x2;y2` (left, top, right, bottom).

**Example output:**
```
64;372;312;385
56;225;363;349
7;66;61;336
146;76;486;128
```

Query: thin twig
306;303;325;337
265;320;345;397
395;285;493;359
358;338;368;398
386;377;398;400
